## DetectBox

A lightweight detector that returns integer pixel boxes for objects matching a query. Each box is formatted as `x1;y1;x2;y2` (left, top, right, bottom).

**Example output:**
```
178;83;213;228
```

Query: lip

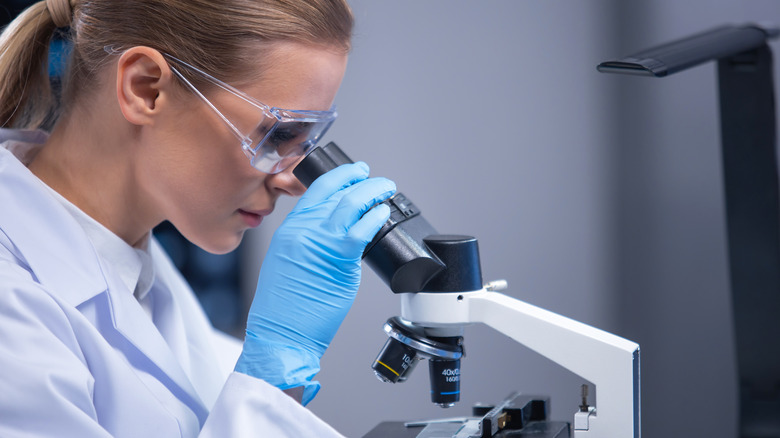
238;209;271;228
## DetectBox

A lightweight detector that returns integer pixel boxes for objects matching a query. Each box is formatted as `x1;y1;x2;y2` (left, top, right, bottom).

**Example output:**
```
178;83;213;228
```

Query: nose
265;164;306;197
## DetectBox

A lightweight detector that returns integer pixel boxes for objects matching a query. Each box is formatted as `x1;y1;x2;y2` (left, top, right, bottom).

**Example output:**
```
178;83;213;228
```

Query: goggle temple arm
165;60;252;148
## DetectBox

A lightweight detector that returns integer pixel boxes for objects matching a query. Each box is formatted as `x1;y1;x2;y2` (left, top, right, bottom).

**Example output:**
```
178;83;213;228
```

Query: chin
189;231;245;255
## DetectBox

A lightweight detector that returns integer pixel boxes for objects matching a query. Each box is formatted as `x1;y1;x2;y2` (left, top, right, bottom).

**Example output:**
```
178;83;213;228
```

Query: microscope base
363;394;570;438
362;421;569;438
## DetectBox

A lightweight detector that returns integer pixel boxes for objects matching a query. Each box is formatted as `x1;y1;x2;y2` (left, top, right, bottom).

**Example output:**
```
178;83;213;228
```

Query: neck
28;105;161;247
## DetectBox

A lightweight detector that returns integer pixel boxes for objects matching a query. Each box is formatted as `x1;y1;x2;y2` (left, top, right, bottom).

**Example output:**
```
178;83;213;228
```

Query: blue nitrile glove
235;162;395;404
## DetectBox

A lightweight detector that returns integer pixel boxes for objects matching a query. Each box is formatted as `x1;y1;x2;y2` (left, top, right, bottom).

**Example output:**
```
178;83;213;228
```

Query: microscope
294;143;640;438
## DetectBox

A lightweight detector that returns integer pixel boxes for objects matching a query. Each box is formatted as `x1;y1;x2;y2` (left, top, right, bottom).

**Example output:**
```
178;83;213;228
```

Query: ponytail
0;2;59;129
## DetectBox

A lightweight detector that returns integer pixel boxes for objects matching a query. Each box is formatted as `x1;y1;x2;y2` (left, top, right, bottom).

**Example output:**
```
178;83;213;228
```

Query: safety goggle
162;53;337;174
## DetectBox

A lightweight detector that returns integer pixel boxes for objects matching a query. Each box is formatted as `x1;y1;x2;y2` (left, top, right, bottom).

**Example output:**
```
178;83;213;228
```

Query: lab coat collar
0;140;107;303
98;264;209;423
0;134;208;421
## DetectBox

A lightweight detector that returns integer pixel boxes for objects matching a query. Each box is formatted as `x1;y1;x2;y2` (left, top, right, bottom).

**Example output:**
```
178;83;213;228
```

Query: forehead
237;42;348;112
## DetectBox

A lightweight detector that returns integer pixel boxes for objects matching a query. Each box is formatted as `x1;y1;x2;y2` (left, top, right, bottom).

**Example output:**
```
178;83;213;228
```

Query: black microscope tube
293;142;445;293
293;142;353;187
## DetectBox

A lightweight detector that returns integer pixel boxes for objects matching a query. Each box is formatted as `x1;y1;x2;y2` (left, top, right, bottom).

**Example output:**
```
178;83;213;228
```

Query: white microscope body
400;282;641;438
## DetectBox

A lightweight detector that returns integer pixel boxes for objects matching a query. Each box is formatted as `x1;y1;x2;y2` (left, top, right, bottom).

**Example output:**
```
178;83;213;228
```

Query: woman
0;0;394;436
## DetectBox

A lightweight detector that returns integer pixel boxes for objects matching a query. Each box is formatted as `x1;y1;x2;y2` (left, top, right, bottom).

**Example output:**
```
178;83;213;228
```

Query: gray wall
243;1;780;437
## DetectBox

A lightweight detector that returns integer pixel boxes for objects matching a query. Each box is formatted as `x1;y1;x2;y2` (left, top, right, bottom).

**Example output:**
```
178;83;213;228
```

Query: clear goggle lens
243;109;335;174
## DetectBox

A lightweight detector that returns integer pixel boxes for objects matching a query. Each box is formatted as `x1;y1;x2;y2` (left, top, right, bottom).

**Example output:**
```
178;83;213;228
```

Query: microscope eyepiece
293;142;446;293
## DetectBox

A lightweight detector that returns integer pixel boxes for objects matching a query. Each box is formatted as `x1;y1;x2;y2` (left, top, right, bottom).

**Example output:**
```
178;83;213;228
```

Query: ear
115;46;174;126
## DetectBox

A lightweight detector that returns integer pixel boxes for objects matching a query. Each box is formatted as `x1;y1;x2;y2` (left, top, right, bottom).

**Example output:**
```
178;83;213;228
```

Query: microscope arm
401;288;640;438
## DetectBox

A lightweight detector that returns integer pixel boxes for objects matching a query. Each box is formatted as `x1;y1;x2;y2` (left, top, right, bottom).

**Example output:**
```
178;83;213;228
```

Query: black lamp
599;24;780;438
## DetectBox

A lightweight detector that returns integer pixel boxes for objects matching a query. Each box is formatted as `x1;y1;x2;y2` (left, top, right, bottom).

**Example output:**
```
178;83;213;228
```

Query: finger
348;202;391;245
329;177;396;233
296;162;370;210
321;169;383;204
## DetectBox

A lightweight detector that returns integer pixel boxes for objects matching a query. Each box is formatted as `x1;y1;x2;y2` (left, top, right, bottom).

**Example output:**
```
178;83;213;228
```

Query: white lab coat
0;129;344;437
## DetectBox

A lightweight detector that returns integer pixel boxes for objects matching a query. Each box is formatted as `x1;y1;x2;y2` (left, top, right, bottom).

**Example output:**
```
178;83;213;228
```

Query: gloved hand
235;162;395;404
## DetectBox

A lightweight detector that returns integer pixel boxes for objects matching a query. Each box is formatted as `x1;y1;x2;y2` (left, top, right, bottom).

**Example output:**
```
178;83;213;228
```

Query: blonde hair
0;0;353;129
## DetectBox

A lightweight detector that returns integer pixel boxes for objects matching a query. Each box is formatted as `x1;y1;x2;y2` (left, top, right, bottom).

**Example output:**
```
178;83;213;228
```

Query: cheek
144;103;267;252
143;122;256;218
164;108;250;188
147;157;252;254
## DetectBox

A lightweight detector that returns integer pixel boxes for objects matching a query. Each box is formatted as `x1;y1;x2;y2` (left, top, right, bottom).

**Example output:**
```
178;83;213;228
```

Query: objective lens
372;317;465;408
372;337;419;383
429;358;461;407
